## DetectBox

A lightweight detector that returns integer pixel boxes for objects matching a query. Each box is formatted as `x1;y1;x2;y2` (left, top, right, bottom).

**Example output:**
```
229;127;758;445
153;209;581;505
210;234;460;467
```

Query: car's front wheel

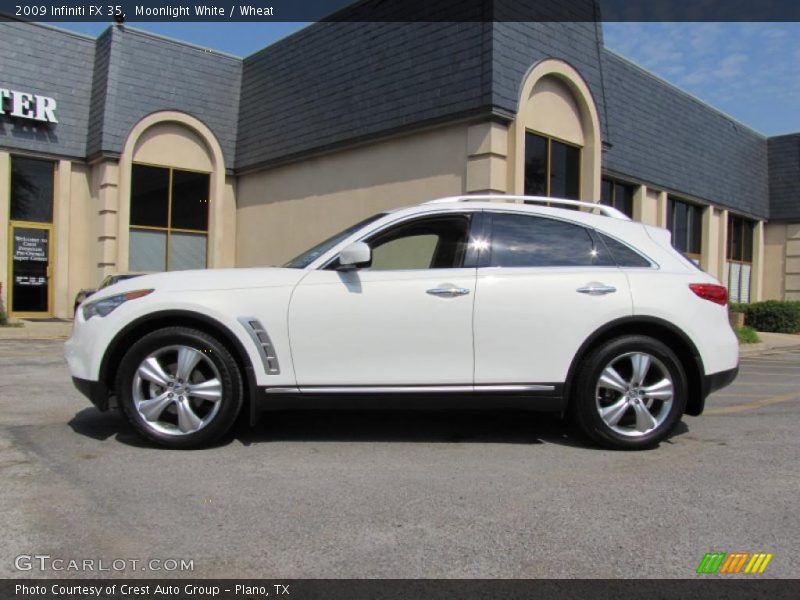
572;335;687;450
116;327;243;449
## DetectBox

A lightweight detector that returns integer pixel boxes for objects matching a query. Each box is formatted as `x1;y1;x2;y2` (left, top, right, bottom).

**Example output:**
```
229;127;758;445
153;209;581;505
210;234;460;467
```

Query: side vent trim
238;316;280;375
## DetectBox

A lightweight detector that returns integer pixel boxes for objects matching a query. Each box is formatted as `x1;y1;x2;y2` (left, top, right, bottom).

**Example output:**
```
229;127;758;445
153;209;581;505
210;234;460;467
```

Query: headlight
82;289;154;320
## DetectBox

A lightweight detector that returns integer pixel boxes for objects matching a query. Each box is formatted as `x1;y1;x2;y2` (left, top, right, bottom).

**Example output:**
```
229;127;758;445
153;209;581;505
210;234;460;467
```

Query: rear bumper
705;365;739;396
72;377;111;411
688;365;739;416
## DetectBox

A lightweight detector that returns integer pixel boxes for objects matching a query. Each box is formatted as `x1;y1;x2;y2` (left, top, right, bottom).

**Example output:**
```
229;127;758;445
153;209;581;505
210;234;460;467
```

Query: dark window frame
9;155;55;224
524;130;581;202
727;214;754;264
666;195;704;259
726;213;755;304
600;177;635;219
129;162;211;272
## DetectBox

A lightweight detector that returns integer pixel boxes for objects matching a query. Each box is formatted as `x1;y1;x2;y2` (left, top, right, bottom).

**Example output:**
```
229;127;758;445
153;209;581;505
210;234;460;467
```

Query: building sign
0;88;57;123
14;275;46;287
13;230;49;263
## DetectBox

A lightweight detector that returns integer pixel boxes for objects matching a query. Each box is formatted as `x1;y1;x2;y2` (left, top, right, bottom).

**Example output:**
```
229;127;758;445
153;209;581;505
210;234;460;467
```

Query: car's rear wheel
116;327;243;449
572;335;687;450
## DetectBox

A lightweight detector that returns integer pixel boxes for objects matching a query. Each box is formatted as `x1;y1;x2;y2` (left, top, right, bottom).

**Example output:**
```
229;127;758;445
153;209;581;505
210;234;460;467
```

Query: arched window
514;61;601;200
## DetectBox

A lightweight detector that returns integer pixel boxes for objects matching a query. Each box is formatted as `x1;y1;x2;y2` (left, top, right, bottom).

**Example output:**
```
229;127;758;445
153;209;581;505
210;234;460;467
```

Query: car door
472;211;633;385
288;212;480;387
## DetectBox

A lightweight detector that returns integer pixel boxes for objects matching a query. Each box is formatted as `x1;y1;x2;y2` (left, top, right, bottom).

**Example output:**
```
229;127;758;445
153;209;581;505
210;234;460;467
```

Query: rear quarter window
595;231;652;268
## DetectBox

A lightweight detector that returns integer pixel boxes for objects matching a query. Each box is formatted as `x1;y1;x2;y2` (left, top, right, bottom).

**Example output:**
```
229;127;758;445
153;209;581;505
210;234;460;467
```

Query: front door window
366;215;472;270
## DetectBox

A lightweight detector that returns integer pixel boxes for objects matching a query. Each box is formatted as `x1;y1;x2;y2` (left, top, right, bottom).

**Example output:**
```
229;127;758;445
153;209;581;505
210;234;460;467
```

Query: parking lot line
705;391;800;415
710;393;781;398
719;381;799;388
741;358;800;364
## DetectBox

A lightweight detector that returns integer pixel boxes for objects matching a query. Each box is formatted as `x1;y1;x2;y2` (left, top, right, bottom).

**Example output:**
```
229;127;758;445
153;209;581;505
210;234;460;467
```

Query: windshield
283;213;386;268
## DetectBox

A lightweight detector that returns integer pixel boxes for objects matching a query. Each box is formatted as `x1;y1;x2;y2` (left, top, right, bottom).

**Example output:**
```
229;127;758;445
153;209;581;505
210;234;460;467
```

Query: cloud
603;23;800;134
689;23;722;53
715;54;748;79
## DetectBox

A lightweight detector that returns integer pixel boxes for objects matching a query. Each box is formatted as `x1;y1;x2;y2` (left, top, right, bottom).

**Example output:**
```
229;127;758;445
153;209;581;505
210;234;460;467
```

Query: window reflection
489;213;612;268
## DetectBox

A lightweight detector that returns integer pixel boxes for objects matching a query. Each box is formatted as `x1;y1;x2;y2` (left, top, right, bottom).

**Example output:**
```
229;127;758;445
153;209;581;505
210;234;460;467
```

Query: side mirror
338;242;371;270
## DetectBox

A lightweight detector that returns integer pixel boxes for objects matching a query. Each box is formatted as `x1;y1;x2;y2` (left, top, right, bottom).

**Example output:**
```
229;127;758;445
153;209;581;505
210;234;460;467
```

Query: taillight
689;283;728;306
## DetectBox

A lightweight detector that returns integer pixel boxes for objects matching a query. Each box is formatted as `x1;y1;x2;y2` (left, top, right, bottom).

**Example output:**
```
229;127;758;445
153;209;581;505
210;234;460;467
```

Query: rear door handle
577;283;617;296
427;287;471;298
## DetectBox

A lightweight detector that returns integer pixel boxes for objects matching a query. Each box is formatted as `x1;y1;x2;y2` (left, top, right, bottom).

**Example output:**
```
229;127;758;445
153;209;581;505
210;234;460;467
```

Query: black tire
115;327;243;449
571;335;687;450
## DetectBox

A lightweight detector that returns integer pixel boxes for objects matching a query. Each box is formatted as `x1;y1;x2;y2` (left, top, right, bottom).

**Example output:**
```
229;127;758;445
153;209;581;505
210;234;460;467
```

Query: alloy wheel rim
132;345;222;436
594;351;674;437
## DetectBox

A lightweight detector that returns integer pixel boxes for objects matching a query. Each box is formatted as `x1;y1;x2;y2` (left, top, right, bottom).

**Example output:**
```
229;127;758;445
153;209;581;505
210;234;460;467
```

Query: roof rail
424;195;631;220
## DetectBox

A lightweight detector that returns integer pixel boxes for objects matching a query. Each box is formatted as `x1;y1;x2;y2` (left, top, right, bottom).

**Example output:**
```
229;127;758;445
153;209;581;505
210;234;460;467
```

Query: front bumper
72;377;111;411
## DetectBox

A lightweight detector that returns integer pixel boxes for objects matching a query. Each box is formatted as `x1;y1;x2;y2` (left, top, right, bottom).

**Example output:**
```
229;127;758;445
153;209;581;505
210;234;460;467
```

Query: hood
97;267;306;296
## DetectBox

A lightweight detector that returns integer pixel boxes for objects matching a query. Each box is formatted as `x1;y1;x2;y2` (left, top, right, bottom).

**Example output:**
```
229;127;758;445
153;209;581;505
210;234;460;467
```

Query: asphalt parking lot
1;338;799;579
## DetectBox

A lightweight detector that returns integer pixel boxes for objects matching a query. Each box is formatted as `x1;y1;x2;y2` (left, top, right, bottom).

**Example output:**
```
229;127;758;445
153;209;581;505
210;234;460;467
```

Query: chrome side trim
237;317;280;375
264;387;301;394
265;384;555;394
477;384;556;392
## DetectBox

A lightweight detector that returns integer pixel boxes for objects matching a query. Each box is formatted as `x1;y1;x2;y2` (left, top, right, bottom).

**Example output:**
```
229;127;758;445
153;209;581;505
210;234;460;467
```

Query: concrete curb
738;331;800;357
739;342;800;357
0;320;73;341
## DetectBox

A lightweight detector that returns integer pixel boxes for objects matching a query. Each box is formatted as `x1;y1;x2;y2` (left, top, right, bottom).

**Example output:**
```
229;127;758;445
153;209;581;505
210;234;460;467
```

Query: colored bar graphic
744;553;774;574
697;552;773;574
720;553;749;573
697;552;726;574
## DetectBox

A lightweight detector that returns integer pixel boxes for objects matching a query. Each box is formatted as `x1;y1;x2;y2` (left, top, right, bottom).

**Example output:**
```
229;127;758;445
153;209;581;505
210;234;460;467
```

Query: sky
49;21;800;136
603;22;800;136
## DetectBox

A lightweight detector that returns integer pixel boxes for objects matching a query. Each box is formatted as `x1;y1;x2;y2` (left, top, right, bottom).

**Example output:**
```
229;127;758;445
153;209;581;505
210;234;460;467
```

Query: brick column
91;160;120;279
750;220;765;302
718;209;729;287
785;224;800;300
465;122;508;194
0;151;9;311
700;205;719;278
53;160;72;318
631;184;647;223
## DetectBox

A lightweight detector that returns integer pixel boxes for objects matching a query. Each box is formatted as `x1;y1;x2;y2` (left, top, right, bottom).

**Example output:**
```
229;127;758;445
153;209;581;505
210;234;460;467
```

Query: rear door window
487;213;613;268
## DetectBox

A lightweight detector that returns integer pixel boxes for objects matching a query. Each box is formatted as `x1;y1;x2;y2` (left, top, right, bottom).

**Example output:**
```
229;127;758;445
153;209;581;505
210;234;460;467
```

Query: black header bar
3;579;800;600
2;0;800;23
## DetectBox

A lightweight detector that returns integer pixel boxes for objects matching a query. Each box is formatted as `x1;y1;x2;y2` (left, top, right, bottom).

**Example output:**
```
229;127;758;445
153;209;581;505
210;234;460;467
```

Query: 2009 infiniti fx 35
65;195;738;450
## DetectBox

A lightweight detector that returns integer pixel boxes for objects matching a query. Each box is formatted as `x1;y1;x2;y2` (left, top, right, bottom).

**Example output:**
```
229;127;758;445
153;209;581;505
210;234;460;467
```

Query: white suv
65;196;739;450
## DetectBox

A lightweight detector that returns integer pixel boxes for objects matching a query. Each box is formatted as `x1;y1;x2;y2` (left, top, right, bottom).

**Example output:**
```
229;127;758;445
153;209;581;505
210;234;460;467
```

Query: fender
563;315;706;415
98;309;261;424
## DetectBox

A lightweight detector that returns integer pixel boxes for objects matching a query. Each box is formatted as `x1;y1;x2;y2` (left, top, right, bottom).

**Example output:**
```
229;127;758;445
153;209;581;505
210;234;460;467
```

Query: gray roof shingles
1;18;796;220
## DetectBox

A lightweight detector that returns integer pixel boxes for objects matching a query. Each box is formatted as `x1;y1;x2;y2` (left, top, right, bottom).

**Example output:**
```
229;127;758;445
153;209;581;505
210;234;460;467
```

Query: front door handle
427;287;471;298
577;282;617;296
